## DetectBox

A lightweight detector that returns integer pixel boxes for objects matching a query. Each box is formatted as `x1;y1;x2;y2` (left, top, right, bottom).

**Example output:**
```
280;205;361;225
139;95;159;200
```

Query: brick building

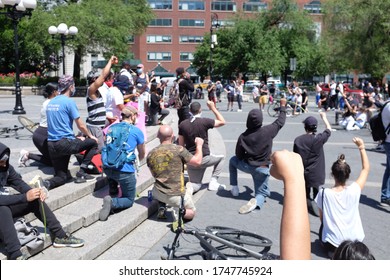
130;0;325;78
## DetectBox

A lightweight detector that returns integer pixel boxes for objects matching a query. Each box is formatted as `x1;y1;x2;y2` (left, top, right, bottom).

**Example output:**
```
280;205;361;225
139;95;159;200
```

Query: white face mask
70;84;76;96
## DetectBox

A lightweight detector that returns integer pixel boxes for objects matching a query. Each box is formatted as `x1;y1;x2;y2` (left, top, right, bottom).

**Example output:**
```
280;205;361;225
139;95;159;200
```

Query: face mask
137;69;142;74
70;85;76;97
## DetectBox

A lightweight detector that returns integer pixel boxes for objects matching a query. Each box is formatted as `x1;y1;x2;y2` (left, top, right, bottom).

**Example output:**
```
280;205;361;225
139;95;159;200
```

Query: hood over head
246;109;263;129
0;142;10;172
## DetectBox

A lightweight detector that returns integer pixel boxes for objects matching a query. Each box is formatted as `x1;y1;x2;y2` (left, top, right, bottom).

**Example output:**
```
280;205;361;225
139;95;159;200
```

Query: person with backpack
175;67;193;125
99;106;146;221
380;102;390;207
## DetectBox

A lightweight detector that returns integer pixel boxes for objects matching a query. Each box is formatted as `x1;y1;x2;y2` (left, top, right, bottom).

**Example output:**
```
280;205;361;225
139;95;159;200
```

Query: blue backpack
102;122;136;169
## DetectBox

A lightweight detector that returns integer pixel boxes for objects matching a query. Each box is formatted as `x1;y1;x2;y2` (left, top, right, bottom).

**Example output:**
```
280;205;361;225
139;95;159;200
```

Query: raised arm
319;111;332;130
89;56;118;96
187;137;203;167
207;100;225;127
353;137;370;190
270;150;311;260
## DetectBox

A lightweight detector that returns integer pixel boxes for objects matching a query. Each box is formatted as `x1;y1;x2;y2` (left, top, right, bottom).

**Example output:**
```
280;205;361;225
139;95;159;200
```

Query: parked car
267;78;283;88
320;83;363;102
245;80;261;90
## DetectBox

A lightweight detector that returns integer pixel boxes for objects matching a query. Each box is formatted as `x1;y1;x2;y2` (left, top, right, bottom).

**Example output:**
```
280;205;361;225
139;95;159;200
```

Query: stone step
29;187;158;260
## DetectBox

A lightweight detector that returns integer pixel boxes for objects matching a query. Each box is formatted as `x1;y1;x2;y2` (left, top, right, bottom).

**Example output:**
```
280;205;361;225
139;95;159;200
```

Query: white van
267;78;283;87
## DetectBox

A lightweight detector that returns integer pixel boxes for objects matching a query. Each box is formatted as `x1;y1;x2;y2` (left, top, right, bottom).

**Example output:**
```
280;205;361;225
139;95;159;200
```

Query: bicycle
267;98;307;118
165;197;274;260
0;125;25;139
17;116;39;134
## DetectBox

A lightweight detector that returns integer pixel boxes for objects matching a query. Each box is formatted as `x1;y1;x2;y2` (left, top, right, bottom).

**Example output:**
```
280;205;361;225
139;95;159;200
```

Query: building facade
130;0;324;77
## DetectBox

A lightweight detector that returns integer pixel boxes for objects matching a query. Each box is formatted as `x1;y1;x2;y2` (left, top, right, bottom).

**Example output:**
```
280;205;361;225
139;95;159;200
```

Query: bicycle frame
167;196;265;260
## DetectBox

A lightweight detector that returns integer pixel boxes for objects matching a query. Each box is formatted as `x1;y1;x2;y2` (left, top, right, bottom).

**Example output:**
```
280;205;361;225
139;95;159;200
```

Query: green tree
0;0;153;80
323;0;390;80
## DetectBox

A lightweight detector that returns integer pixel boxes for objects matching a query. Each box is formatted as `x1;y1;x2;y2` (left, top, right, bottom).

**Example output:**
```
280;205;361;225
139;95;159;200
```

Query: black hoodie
0;143;31;206
235;107;286;166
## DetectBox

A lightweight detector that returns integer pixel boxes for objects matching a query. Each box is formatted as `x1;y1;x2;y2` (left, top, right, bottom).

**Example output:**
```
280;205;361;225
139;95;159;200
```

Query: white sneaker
18;149;29;167
230;185;239;197
239;198;258;214
237;109;242;112
208;180;226;191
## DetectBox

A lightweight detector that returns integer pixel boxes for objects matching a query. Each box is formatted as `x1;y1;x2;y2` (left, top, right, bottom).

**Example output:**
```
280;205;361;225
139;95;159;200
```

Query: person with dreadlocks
314;137;369;258
293;112;332;216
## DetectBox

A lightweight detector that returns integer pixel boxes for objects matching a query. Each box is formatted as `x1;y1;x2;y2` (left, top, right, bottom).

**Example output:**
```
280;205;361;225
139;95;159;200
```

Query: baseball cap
58;75;74;93
121;106;138;118
137;64;144;68
303;116;318;127
122;60;130;67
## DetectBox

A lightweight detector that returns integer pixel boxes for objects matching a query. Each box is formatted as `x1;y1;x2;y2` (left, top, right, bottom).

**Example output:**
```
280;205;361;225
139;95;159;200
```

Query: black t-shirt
293;129;331;187
179;118;215;156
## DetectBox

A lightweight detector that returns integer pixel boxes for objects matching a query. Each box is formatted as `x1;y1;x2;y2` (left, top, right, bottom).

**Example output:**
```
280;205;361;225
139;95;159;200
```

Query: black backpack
369;101;390;141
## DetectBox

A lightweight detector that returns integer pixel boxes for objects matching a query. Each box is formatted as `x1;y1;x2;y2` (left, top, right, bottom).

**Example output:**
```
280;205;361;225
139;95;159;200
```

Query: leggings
30;126;52;166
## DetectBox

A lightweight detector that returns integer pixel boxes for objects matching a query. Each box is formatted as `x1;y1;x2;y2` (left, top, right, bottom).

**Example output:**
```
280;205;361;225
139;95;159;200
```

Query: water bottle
148;190;153;202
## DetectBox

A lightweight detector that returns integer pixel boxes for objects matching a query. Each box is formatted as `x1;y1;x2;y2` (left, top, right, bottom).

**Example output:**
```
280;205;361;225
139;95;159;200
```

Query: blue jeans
229;156;270;208
381;142;390;201
104;169;137;210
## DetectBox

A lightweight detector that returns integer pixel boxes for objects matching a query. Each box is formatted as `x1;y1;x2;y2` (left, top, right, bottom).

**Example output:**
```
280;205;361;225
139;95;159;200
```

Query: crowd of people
1;63;385;260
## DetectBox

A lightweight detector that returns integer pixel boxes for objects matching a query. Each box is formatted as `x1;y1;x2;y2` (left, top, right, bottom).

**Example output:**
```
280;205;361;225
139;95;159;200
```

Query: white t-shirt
97;83;109;105
39;99;51;127
105;87;124;119
315;182;364;247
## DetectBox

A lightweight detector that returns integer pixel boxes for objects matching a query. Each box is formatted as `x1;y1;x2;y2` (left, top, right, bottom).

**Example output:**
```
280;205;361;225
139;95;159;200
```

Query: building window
243;0;267;12
180;52;194;61
304;0;321;14
127;35;134;44
179;35;204;43
219;19;234;27
149;18;172;26
211;0;236;12
179;19;205;27
179;0;205;10
147;52;172;61
147;35;172;43
148;0;172;10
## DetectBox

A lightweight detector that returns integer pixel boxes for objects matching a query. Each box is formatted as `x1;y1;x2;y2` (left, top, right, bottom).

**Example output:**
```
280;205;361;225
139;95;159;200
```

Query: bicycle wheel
267;102;280;117
205;226;272;248
18;116;39;134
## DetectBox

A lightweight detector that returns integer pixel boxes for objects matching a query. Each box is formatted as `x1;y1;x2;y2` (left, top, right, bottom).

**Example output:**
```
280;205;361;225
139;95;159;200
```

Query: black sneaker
53;232;84;248
99;196;113;221
75;171;96;184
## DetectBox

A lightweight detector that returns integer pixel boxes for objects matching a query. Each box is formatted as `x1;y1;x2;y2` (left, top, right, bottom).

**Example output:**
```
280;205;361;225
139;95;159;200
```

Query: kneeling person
147;125;203;220
99;106;145;221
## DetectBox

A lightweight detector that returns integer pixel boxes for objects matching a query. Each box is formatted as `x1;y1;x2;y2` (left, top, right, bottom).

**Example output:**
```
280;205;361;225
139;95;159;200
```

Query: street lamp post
0;0;37;115
48;23;78;76
209;13;220;82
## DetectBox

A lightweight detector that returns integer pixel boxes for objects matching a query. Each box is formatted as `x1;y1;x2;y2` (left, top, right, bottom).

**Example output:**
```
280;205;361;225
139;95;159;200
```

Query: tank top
86;87;106;128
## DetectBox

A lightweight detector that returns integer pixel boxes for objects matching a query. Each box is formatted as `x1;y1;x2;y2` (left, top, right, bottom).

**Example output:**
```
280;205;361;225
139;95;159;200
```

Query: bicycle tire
267;102;280;117
18;116;38;134
205;226;272;248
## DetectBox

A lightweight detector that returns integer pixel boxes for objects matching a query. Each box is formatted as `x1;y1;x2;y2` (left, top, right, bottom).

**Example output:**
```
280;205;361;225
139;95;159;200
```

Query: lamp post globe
0;0;37;114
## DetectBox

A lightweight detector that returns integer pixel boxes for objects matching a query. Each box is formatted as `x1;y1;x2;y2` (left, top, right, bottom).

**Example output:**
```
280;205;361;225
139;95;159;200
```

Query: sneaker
15;253;29;260
157;206;167;219
99;195;112;221
230;185;239;197
239;198;258;214
75;171;96;184
53;232;84;248
237;109;242;112
208;180;226;191
18;149;29;167
380;199;390;207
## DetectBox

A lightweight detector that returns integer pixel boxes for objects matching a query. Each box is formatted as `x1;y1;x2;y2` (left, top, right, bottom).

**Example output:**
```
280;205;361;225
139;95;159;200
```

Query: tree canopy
0;0;153;79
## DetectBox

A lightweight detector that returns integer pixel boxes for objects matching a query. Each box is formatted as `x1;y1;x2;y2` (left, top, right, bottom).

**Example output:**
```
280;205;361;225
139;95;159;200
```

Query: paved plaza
0;93;389;260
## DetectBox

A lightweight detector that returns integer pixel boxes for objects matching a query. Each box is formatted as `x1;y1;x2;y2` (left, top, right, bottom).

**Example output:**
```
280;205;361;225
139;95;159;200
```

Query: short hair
190;102;201;114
